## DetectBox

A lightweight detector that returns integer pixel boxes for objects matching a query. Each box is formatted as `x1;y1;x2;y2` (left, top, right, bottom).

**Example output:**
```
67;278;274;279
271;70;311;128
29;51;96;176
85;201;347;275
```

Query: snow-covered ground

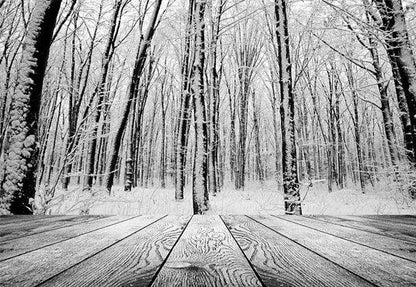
44;180;416;215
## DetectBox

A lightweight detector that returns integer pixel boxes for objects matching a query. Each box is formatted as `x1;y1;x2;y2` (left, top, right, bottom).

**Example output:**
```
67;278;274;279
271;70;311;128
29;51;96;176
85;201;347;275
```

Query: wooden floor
0;215;415;286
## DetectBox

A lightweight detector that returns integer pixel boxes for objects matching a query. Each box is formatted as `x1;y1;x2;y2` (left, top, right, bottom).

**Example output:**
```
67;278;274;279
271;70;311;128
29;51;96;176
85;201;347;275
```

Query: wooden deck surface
0;215;415;286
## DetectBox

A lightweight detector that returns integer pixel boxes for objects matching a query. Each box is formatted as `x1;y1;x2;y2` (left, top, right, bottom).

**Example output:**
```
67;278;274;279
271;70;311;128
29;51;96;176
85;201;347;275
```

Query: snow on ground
45;180;416;215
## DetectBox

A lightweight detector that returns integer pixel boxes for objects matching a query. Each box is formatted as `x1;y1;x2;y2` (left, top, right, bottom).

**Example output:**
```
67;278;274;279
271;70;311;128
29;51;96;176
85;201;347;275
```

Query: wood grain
0;215;69;226
0;215;163;287
354;215;416;225
276;215;416;262
309;215;416;243
252;215;416;287
222;215;374;287
0;215;105;243
151;215;262;287
0;216;133;261
38;216;191;287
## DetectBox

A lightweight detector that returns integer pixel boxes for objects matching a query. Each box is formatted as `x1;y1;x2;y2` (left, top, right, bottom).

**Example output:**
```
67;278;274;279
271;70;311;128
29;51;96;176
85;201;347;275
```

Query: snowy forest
0;0;416;215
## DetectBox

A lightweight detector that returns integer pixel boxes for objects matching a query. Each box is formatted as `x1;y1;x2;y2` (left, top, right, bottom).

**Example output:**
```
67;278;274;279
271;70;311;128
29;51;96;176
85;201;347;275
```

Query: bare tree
105;0;163;193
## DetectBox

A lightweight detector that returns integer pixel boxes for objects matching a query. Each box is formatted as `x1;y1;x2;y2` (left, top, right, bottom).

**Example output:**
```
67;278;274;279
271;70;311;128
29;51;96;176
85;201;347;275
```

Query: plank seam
147;215;193;287
0;215;108;244
0;215;142;262
273;215;416;263
246;215;379;287
304;215;416;244
33;215;167;287
219;215;266;287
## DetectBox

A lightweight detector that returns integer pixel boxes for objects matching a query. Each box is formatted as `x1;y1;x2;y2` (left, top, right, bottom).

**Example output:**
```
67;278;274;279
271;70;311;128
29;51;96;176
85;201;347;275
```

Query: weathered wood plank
0;215;106;243
276;215;416;262
252;215;416;287
0;216;134;261
309;215;416;243
222;215;374;287
151;215;262;287
0;215;69;226
0;215;164;287
340;215;416;232
38;216;191;287
355;215;416;225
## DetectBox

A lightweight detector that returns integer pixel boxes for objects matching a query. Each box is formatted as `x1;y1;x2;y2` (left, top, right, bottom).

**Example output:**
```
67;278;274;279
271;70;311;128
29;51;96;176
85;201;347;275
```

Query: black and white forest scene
0;0;416;286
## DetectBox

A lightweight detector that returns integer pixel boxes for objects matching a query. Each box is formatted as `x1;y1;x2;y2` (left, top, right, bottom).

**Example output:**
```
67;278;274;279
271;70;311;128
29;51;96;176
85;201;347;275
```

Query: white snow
43;180;416;215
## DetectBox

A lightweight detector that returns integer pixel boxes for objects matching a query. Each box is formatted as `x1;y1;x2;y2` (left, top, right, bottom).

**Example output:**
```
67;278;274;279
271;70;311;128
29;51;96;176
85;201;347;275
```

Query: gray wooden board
0;215;69;226
151;215;262;287
0;215;163;287
252;215;416;287
0;216;133;261
309;215;416;243
38;216;191;287
221;215;374;287
354;215;416;225
276;215;416;262
339;215;416;233
0;215;106;242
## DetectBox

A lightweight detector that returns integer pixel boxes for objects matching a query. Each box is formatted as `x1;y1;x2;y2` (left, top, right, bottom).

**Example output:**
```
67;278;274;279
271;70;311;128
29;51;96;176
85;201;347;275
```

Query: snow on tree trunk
192;0;209;215
84;0;122;191
0;0;61;214
275;0;302;215
375;0;416;163
104;0;162;194
175;0;195;201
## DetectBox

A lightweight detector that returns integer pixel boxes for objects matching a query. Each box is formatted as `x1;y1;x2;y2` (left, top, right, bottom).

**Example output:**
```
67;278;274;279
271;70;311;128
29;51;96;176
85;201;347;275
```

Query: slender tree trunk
275;0;302;214
105;0;162;193
85;0;122;190
252;92;264;182
1;0;61;214
175;0;195;200
192;0;209;214
346;63;366;192
366;25;399;166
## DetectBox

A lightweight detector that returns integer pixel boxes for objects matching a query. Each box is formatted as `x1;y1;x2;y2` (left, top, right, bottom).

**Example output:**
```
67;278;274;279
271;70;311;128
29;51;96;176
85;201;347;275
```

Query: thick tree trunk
105;0;162;193
1;0;61;214
375;0;416;162
275;0;302;215
192;0;209;214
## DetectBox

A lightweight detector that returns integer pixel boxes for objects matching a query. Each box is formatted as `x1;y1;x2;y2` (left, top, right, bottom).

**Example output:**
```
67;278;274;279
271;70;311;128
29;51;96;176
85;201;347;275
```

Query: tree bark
175;0;195;200
105;0;162;193
192;0;209;214
375;0;416;162
84;0;122;190
1;0;61;214
275;0;302;215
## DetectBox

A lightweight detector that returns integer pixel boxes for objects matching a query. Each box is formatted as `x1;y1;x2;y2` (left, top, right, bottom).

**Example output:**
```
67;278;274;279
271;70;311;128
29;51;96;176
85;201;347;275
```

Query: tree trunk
346;63;366;192
275;0;302;215
366;20;399;166
175;0;195;200
375;0;416;162
84;0;122;190
105;0;162;193
1;0;61;214
192;0;209;214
